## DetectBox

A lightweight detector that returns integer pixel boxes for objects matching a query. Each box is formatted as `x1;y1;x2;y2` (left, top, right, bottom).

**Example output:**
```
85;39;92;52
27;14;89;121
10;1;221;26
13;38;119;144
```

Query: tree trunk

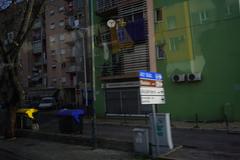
0;64;23;139
4;106;17;139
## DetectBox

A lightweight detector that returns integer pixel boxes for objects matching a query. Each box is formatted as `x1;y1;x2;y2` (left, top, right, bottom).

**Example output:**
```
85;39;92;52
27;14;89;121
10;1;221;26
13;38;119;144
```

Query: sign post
139;70;172;158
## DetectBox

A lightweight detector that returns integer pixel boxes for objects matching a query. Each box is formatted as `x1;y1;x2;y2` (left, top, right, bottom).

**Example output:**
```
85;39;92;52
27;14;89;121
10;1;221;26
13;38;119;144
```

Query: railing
100;63;122;77
96;0;118;13
32;41;42;54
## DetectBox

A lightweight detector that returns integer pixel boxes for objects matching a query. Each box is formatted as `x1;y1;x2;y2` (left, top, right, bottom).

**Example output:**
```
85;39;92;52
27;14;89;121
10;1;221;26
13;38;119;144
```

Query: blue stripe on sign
139;70;163;80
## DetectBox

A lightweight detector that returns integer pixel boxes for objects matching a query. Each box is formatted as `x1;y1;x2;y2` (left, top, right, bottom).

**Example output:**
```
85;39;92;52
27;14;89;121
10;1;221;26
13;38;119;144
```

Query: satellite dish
107;19;116;28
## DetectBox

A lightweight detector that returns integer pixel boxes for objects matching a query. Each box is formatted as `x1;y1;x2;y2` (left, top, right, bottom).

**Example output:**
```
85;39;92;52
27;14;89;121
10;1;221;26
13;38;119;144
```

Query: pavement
0;138;136;160
2;110;240;160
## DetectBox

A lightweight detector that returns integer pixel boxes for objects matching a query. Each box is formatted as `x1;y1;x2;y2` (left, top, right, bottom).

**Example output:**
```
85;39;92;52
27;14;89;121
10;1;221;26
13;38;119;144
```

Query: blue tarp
126;18;146;42
57;109;85;123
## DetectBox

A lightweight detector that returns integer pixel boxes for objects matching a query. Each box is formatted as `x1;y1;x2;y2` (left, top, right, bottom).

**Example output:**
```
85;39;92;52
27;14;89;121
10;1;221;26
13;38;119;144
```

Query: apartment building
93;0;156;115
45;0;88;103
20;17;47;90
17;0;89;103
93;0;240;121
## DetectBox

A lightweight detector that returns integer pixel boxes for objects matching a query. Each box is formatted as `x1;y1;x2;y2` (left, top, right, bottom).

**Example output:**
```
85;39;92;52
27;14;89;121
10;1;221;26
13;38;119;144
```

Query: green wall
92;0;106;116
155;0;240;121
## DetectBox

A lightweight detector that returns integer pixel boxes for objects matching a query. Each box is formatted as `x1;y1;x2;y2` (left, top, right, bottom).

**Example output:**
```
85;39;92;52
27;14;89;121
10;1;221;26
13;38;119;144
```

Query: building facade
93;0;156;116
20;0;90;103
93;0;240;121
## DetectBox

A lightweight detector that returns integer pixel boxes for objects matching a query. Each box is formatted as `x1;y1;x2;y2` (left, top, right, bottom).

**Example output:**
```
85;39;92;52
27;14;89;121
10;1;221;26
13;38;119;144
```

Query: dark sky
0;0;23;10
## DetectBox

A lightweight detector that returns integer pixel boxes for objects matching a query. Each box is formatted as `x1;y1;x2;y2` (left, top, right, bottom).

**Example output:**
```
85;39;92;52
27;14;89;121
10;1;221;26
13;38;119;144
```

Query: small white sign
140;87;165;96
107;19;116;28
141;96;166;104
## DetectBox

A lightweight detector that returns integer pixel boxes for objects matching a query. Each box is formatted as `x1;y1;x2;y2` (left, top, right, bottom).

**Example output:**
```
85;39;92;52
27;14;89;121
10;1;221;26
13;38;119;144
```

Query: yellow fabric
17;108;38;119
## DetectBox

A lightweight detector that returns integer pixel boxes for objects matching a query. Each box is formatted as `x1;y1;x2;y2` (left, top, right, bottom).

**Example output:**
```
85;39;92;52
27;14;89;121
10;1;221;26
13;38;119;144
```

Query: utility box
133;128;149;155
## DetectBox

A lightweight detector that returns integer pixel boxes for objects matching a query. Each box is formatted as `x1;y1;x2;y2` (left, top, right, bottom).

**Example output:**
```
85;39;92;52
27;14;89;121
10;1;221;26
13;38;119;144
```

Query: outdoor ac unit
187;72;202;82
171;74;186;83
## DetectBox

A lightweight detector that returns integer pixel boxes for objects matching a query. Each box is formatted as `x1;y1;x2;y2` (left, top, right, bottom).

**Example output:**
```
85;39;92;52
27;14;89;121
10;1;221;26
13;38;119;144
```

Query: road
37;110;240;160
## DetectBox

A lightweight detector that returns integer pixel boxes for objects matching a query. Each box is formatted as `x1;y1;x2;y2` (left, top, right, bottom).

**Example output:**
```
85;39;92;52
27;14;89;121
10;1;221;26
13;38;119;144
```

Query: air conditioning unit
171;74;186;83
187;72;202;82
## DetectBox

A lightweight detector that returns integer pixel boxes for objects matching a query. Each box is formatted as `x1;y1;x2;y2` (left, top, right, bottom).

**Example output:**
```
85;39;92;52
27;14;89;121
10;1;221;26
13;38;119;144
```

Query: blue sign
139;70;163;81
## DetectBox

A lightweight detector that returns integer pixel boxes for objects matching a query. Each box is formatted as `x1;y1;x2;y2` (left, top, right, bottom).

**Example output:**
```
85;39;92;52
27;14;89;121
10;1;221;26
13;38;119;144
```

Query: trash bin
57;109;85;134
133;128;149;155
16;108;39;130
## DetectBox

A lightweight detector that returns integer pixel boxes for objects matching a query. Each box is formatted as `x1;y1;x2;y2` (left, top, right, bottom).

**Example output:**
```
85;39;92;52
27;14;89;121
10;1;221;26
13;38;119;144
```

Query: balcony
65;16;80;31
100;62;122;77
34;60;43;67
32;41;42;54
32;19;41;29
65;49;76;62
64;0;83;16
66;65;79;73
96;0;118;16
65;32;76;45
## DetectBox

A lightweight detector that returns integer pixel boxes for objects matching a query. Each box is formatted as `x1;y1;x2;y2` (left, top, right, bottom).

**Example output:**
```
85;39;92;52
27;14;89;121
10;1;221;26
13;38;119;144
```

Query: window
169;38;177;52
52;78;57;83
155;8;163;22
59;6;64;12
61;63;66;69
199;10;208;24
167;16;176;30
51;64;57;69
156;45;165;59
61;77;66;83
60;49;65;54
49;36;55;43
169;36;183;52
59;20;65;27
225;5;233;16
50;22;55;29
50;10;55;16
59;34;65;41
51;50;56;55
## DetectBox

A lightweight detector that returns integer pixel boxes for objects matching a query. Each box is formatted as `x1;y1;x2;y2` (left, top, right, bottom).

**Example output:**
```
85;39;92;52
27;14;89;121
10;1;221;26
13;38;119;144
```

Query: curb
172;127;240;134
84;121;240;134
16;129;133;152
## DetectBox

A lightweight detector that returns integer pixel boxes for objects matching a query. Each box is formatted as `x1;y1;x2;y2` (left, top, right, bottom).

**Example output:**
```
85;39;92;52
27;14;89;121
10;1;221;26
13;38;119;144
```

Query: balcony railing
100;62;122;77
66;65;79;73
32;41;42;54
32;19;41;29
96;0;118;14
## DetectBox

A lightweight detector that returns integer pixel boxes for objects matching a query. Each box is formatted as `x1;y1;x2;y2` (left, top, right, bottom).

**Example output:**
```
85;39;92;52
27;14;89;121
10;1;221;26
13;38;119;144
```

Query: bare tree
0;0;46;139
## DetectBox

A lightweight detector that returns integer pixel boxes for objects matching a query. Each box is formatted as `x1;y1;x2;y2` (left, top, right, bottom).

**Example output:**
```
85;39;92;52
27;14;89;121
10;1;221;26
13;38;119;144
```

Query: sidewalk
0;138;135;160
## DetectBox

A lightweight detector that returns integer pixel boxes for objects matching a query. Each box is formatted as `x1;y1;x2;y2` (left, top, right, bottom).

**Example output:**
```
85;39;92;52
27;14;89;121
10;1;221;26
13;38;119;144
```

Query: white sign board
140;87;165;96
141;96;166;105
